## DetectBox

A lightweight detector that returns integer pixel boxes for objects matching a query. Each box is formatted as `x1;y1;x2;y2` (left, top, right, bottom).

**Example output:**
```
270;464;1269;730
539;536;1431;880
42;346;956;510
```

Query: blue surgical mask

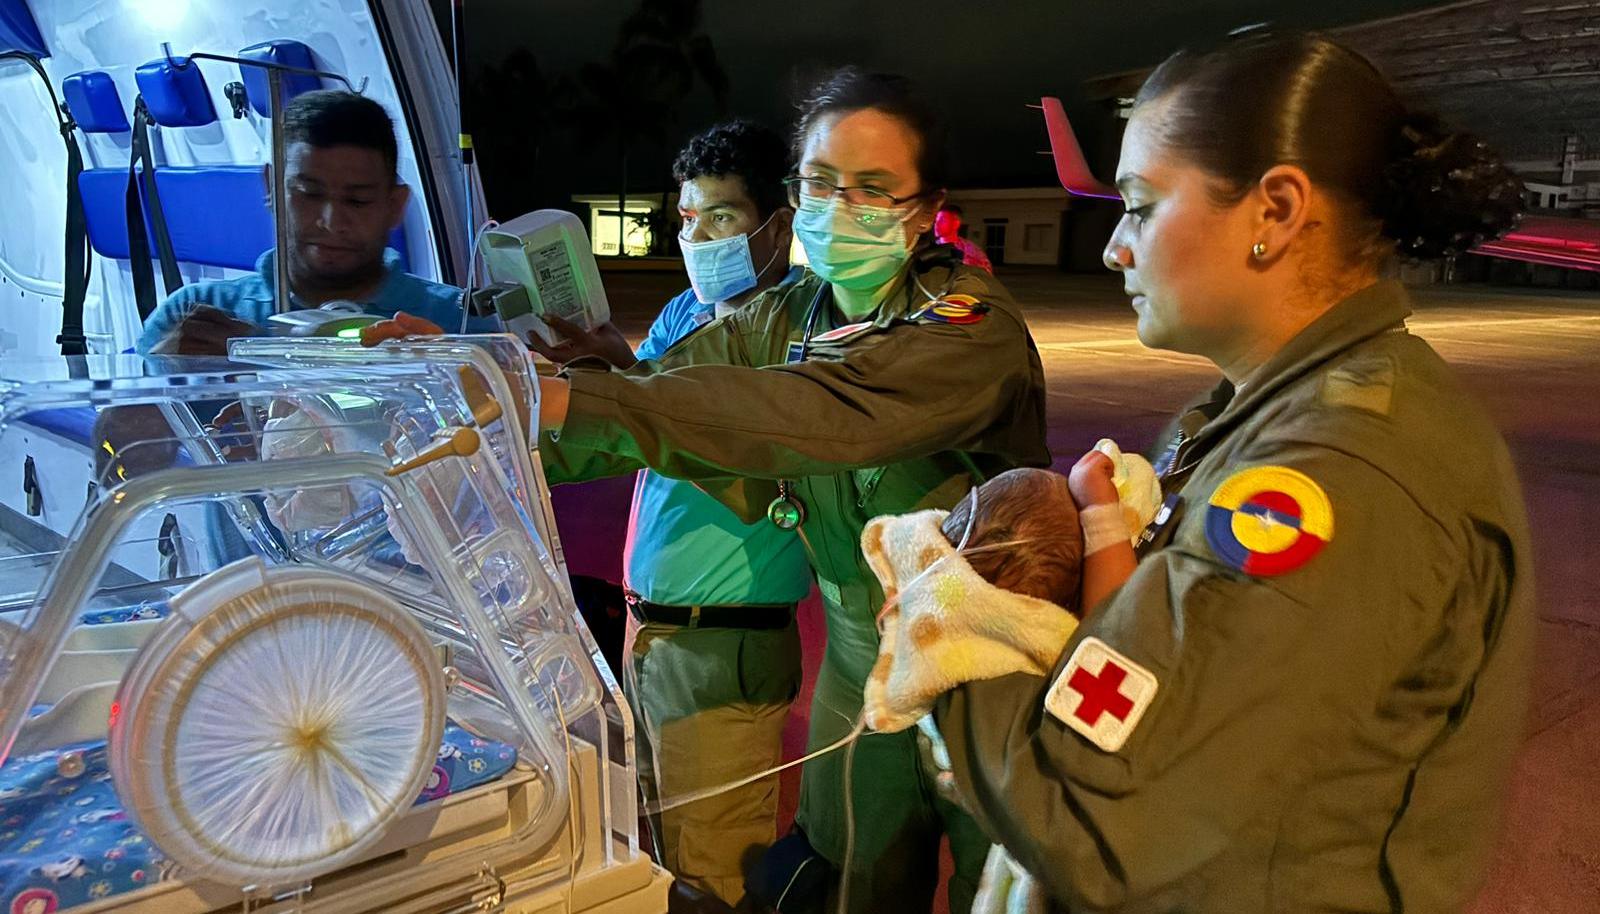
792;195;915;291
680;212;782;305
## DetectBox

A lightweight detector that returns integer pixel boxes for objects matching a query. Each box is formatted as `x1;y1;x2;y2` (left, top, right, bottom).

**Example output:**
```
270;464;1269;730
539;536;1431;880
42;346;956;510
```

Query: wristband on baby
1081;503;1131;555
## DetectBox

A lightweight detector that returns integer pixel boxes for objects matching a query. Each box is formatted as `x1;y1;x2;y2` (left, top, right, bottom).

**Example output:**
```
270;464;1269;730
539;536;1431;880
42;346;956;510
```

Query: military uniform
542;260;1050;912
933;281;1534;913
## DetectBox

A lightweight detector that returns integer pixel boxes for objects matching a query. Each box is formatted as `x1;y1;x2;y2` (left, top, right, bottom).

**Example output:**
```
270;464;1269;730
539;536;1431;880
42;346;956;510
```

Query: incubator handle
457;365;505;427
385;426;481;476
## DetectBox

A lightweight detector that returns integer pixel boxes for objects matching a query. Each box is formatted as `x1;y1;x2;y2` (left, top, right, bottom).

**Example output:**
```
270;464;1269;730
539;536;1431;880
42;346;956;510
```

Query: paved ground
552;266;1600;912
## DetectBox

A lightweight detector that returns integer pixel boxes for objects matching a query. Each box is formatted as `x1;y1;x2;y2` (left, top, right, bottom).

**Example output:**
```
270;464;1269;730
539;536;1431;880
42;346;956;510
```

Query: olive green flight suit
542;262;1051;912
934;280;1535;913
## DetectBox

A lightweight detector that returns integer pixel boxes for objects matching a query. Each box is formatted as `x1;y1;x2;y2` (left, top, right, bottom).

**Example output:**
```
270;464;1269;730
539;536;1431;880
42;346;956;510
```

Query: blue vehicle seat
61;70;130;134
238;39;323;116
73;50;408;275
133;56;217;128
78;167;409;271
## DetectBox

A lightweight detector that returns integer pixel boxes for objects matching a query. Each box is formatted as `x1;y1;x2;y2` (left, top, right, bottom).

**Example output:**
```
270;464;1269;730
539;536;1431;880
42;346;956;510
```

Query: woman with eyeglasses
923;33;1532;913
510;68;1047;912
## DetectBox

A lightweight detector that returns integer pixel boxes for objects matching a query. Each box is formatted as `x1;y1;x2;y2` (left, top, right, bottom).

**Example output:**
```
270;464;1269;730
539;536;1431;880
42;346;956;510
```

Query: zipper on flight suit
854;467;887;508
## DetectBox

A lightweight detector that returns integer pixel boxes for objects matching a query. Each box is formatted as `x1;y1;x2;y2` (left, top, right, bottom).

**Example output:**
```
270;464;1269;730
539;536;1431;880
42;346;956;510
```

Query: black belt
625;592;795;630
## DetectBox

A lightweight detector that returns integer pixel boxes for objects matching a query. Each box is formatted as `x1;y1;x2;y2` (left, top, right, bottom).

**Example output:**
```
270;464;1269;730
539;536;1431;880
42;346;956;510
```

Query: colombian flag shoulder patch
1203;465;1333;577
911;293;989;325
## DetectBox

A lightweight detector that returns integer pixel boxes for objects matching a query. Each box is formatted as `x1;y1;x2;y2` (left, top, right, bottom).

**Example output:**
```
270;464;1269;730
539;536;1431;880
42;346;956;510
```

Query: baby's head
940;468;1084;612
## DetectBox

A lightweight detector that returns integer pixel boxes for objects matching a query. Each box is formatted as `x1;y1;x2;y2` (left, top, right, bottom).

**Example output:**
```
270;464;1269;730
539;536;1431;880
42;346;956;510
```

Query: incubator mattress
0;725;516;912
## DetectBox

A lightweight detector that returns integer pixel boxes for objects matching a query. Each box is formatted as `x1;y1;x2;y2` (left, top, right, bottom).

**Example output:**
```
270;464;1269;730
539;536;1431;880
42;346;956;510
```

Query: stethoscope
766;251;960;530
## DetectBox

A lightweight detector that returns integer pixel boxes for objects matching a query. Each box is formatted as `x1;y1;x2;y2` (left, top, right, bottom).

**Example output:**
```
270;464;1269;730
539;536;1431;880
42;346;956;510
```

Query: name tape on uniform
1203;465;1333;577
911;293;989;325
1045;637;1158;753
810;320;875;344
788;321;877;363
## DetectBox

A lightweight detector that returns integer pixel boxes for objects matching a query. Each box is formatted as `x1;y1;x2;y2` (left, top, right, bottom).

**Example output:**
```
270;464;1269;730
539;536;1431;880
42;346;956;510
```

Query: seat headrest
134;56;218;127
238;39;322;117
62;71;130;133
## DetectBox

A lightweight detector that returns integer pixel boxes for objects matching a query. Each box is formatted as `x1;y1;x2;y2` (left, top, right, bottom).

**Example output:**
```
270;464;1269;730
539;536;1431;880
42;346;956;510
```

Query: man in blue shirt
136;90;467;355
529;121;810;907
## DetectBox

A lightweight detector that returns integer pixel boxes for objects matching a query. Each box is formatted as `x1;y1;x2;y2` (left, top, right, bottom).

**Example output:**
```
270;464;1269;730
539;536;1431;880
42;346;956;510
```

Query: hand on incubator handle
524;314;637;370
359;311;444;346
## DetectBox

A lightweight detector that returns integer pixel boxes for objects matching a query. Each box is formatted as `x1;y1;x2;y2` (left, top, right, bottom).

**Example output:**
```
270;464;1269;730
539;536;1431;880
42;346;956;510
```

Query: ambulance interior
0;1;664;911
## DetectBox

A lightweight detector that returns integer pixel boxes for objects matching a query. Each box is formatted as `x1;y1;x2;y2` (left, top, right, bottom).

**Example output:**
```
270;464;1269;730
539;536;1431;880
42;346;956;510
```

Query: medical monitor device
478;210;612;346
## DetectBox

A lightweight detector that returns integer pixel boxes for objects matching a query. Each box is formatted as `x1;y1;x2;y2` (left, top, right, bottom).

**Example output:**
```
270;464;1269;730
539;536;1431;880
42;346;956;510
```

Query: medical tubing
838;717;863;914
157;400;290;563
639;714;867;818
459;219;500;333
641;517;1054;908
0;454;571;860
639;530;1044;819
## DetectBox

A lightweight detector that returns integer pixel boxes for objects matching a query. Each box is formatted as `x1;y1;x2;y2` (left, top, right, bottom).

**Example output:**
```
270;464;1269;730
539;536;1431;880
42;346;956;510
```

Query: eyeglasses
783;175;927;209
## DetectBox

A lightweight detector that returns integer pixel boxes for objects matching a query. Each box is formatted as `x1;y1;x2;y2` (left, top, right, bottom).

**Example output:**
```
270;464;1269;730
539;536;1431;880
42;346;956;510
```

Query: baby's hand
1068;450;1120;509
360;311;445;347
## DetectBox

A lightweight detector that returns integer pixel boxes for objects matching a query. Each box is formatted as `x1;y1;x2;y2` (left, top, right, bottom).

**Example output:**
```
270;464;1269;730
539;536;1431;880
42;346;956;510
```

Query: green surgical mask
793;195;914;291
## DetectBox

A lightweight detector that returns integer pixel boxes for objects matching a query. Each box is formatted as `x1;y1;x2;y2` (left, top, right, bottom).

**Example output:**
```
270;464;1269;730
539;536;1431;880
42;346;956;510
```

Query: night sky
440;0;1452;214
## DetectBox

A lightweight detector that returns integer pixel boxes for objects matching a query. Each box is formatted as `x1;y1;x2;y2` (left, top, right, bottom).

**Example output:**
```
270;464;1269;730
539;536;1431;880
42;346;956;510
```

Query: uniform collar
1188;280;1413;450
861;262;958;329
800;258;956;333
255;248;405;307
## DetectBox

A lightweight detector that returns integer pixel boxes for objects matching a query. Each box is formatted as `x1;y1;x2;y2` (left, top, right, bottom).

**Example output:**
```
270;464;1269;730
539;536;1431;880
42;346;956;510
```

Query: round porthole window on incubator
108;558;446;888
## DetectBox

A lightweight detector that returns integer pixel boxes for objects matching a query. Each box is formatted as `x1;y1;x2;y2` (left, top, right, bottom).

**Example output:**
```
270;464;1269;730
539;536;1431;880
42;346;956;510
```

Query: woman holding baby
931;31;1532;914
371;68;1053;912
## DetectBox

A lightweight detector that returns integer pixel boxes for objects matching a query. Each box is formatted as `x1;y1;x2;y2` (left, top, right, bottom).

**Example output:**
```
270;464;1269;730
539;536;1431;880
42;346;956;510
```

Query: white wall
945;194;1069;266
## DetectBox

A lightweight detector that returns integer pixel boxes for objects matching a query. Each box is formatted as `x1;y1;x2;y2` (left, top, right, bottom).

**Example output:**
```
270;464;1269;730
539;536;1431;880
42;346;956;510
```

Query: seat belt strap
58;112;91;355
126;97;182;320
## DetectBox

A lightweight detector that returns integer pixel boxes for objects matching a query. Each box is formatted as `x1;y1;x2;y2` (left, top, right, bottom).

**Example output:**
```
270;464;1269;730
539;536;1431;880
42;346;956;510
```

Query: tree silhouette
556;0;728;255
464;48;553;217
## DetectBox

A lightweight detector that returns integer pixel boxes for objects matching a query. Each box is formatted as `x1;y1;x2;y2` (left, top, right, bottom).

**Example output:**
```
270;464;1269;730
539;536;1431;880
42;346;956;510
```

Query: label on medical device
529;240;583;320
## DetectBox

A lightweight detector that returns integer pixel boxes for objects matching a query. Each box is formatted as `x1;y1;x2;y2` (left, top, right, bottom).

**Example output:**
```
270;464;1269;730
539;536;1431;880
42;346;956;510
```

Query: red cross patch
1045;637;1158;752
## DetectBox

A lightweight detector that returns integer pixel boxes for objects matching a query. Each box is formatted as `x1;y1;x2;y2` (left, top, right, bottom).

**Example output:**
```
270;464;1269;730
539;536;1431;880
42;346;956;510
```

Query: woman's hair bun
1380;111;1524;260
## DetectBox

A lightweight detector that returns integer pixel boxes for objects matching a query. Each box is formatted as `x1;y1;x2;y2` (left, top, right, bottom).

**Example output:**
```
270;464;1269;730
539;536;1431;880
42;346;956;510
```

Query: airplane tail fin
1037;97;1119;200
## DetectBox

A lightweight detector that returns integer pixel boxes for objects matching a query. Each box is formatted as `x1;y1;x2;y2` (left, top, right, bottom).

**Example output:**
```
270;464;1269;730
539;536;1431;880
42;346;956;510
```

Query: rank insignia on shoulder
1204;465;1333;576
1045;637;1158;753
912;293;989;325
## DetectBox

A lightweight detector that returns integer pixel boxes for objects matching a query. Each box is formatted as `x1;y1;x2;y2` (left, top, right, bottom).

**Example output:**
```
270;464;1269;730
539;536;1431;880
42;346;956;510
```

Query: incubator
0;344;666;913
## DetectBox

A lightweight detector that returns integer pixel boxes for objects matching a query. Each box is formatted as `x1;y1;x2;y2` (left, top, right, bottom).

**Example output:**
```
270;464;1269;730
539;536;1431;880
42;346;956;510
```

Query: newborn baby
939;467;1084;614
861;443;1158;734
